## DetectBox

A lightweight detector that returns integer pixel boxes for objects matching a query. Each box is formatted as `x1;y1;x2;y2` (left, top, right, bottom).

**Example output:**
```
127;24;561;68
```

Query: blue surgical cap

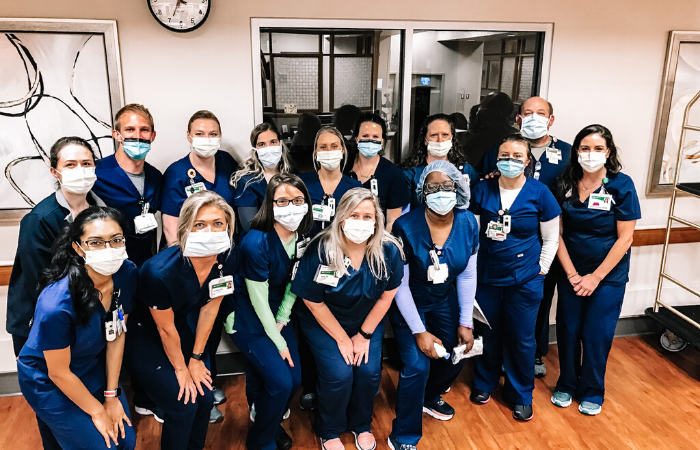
416;160;471;208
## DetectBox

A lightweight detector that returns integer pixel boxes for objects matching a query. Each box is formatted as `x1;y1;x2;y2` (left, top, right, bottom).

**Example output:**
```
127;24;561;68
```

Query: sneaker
275;429;293;450
387;436;416;450
422;397;454;420
249;403;291;422
320;438;344;450
551;391;572;408
579;401;602;416
212;386;226;405
299;392;317;411
534;358;546;378
352;431;377;450
469;389;491;405
512;404;533;421
209;405;224;424
134;405;165;424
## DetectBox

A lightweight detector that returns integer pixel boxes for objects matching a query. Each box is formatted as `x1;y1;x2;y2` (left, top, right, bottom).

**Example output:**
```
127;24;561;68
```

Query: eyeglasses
79;236;126;250
424;180;457;194
273;197;305;207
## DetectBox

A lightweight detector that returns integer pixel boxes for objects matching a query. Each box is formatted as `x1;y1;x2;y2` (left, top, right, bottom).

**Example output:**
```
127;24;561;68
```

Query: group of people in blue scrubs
8;96;640;450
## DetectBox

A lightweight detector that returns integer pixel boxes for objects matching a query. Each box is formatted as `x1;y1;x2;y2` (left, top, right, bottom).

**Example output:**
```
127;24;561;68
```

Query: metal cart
645;90;700;353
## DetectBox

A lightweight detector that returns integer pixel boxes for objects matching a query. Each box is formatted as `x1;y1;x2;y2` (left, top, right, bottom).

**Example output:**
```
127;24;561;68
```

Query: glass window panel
273;57;319;110
501;56;516;97
483;40;501;54
260;33;270;53
271;33;319;53
334;35;360;54
524;36;537;53
322;35;331;54
323;55;330;111
504;39;518;54
518;56;535;102
333;56;372;108
487;60;501;90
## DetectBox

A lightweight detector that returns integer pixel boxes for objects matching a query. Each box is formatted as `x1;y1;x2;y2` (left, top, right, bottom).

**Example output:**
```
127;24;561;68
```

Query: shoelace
399;444;416;450
436;399;445;406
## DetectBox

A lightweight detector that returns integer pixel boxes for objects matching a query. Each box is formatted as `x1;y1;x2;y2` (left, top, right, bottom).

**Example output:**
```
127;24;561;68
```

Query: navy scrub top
233;173;267;234
560;172;641;284
404;161;479;210
221;229;297;335
347;157;410;219
17;261;138;408
469;178;561;286
161;150;239;217
93;154;163;267
291;240;403;335
298;171;362;237
481;136;572;192
393;206;479;310
133;244;239;362
6;190;105;338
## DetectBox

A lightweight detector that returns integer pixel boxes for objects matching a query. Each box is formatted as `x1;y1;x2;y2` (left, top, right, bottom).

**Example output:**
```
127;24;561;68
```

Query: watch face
148;0;210;32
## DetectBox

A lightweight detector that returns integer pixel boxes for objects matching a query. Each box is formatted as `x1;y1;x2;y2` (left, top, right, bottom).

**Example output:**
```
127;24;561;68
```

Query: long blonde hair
230;123;292;190
177;190;235;253
315;187;404;279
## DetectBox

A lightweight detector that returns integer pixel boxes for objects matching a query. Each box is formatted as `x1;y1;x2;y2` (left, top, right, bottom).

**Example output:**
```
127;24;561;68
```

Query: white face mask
83;247;128;276
58;166;97;195
257;145;283;168
342;218;375;244
190;137;220;158
274;203;308;232
578;152;607;173
316;150;344;171
519;114;550;140
427;140;452;157
183;229;231;257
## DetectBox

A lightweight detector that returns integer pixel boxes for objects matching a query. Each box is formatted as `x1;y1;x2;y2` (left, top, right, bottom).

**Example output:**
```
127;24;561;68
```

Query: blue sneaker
579;401;602;416
387;436;417;450
551;391;572;408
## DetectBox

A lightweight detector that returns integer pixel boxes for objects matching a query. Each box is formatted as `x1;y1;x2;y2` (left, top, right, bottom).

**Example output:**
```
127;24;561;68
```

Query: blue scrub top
348;157;410;219
404;161;479;210
291;239;403;335
469;178;561;286
560;172;641;284
161;150;238;217
481;136;572;193
393;206;479;310
93;154;163;267
17;261;138;409
298;171;362;237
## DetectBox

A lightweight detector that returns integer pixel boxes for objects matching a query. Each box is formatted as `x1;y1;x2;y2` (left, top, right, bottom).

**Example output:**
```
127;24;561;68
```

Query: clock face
148;0;210;32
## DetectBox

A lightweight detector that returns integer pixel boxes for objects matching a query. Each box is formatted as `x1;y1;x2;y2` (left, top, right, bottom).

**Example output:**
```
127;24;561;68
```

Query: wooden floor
2;335;699;450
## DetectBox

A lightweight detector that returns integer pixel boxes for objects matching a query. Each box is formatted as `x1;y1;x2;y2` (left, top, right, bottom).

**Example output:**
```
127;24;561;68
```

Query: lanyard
138;197;150;215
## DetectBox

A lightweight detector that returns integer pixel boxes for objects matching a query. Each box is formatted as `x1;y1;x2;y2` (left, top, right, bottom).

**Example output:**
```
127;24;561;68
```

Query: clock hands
172;0;187;17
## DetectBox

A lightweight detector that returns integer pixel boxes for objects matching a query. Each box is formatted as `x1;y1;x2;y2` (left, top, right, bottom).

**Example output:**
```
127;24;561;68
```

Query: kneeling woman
388;161;479;450
468;134;561;421
18;206;137;449
222;174;313;450
551;125;640;416
124;191;237;450
291;188;404;450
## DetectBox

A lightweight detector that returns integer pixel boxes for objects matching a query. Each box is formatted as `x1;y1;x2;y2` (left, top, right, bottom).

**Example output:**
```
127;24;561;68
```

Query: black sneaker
387;436;416;450
422;397;454;420
470;389;491;405
512;404;533;421
299;392;317;411
276;429;293;450
534;358;546;378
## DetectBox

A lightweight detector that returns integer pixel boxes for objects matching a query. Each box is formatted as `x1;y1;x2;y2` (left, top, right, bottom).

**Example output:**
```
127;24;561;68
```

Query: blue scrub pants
535;258;560;358
34;387;135;450
229;325;302;450
473;275;545;405
555;280;625;405
388;298;467;446
299;313;385;440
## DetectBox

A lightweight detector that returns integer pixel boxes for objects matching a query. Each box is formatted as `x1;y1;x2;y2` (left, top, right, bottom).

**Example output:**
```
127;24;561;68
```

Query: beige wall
1;0;700;371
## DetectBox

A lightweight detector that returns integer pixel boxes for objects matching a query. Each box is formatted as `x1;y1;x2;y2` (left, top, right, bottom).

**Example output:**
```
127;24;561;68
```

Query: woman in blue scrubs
231;123;293;234
124;191;237;450
468;134;561;421
8;136;105;357
292;188;404;450
345;113;410;231
222;174;313;450
401;114;479;211
551;125;640;416
18;206;136;450
387;161;479;450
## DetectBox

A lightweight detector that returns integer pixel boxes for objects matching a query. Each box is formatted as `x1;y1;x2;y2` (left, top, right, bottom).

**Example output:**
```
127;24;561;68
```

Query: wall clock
148;0;210;33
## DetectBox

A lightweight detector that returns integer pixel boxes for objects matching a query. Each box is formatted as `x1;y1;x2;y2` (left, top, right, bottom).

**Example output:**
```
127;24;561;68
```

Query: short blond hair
177;191;235;253
114;103;155;132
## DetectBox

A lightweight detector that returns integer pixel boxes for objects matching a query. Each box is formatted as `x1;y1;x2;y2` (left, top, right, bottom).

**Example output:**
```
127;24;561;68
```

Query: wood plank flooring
1;335;699;450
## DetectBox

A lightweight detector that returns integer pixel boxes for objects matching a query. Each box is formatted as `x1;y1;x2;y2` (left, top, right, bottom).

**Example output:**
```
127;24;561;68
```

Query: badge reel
105;289;126;342
426;249;449;284
290;237;310;281
370;178;379;196
134;200;158;234
209;263;234;299
185;169;207;197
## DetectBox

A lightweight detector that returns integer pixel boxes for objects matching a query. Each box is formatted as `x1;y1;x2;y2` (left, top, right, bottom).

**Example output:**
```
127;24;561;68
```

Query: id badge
209;275;234;299
427;263;449;284
370;178;379;196
546;147;560;164
185;182;207;197
314;264;339;287
291;260;300;281
296;237;310;258
486;221;506;241
105;316;117;342
312;204;332;221
328;197;336;216
589;193;612;211
502;215;511;234
134;213;158;234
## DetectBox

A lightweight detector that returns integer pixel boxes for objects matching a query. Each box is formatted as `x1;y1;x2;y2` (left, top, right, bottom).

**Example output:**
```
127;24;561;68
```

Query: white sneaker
249;403;290;422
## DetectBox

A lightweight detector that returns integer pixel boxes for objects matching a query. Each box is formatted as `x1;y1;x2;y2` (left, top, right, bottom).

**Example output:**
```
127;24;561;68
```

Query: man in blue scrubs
481;97;572;377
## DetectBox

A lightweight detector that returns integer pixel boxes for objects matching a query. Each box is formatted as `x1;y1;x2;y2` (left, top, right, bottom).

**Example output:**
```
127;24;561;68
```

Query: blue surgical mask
121;138;151;160
497;158;525;178
425;191;457;215
357;140;382;158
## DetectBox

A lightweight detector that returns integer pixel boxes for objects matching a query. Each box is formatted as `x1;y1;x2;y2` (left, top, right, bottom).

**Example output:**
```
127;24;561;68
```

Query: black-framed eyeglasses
424;180;457;194
79;236;126;250
273;197;305;207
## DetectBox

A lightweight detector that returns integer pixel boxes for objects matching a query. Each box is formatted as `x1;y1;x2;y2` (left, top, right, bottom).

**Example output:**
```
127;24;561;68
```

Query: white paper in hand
451;336;484;365
472;301;491;328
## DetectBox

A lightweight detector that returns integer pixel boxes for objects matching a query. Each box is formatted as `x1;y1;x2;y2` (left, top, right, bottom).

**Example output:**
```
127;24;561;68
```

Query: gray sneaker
212;386;226;405
210;405;224;423
579;401;602;416
249;403;290;422
534;358;546;378
551;391;572;408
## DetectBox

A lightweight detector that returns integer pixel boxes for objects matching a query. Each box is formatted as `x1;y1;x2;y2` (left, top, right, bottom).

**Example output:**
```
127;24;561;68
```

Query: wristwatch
358;329;373;340
191;352;204;361
104;387;122;398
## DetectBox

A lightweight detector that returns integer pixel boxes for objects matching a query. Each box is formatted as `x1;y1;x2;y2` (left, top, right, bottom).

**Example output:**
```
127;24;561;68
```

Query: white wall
1;0;700;372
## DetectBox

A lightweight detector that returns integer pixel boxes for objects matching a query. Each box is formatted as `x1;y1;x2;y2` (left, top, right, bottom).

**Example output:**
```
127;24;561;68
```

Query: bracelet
191;352;204;361
104;388;121;398
276;319;288;326
567;272;579;280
